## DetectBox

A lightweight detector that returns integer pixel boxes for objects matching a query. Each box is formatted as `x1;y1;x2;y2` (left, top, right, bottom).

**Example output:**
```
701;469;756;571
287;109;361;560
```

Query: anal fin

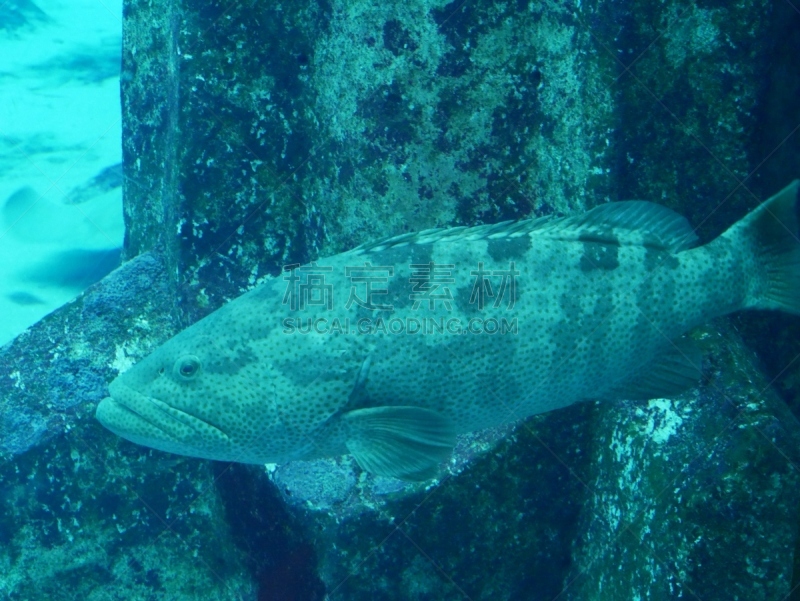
602;336;703;401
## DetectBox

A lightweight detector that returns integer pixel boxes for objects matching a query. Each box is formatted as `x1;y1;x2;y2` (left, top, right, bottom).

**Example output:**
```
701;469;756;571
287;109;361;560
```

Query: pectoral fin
343;406;456;481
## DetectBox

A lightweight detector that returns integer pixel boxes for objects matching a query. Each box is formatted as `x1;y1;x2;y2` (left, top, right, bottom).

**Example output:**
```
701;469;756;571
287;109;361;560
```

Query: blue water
0;0;124;345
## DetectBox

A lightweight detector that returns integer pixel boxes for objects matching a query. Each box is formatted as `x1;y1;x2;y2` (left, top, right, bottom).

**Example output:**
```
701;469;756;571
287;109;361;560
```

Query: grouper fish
96;182;800;480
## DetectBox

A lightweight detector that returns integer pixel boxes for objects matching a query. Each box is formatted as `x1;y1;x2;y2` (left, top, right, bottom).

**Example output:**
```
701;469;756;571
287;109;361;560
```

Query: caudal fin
728;180;800;314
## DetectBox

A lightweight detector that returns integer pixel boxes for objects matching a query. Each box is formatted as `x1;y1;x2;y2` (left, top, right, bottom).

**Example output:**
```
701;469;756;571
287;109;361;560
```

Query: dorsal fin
550;201;698;252
347;216;553;254
346;200;697;256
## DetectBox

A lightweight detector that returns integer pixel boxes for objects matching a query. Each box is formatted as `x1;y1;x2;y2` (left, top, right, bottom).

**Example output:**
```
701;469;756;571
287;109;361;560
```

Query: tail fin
727;180;800;314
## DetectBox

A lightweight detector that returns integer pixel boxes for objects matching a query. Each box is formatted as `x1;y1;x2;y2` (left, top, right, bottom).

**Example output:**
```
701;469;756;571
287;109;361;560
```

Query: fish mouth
98;381;230;444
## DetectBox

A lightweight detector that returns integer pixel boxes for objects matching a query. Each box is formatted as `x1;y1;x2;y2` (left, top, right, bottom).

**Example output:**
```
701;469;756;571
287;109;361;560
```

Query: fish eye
174;355;202;381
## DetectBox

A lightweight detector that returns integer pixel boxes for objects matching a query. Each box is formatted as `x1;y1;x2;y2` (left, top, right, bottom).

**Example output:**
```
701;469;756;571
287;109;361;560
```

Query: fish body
97;182;800;480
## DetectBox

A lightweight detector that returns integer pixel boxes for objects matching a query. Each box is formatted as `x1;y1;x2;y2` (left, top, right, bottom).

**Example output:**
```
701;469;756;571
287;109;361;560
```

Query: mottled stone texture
121;0;617;326
0;252;172;460
606;0;776;241
568;324;800;600
0;431;255;600
3;0;800;598
565;2;800;598
0;253;257;599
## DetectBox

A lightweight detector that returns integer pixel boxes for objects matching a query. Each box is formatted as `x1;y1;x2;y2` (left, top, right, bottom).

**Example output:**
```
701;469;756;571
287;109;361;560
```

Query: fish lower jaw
97;382;231;451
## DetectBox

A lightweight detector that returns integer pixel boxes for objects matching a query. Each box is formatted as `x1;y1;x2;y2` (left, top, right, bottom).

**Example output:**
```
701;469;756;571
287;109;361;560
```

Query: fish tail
725;180;800;314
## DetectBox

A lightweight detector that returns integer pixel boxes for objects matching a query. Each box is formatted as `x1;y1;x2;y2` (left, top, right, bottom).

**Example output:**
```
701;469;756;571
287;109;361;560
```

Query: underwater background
0;0;123;346
1;0;800;599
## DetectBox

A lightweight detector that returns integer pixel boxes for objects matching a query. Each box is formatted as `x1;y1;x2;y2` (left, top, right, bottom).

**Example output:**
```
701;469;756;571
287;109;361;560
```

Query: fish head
96;325;292;463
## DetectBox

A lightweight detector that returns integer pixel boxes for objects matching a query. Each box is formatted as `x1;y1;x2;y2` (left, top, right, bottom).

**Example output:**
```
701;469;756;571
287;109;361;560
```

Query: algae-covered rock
0;253;257;598
566;324;800;600
0;253;173;460
120;0;617;327
0;437;255;600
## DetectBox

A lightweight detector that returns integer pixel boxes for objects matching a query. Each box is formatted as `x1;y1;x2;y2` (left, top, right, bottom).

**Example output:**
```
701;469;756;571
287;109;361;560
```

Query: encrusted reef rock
0;253;257;599
567;324;800;600
0;253;172;461
3;0;800;598
120;0;617;325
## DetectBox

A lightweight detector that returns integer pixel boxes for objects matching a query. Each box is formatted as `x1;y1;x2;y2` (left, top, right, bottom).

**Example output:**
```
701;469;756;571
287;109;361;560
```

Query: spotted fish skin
96;181;800;480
